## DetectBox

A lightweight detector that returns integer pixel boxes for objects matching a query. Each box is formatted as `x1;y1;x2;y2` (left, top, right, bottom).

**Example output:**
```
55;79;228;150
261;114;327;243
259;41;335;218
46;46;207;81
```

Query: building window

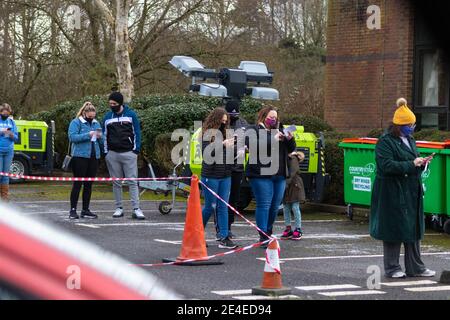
414;48;450;130
420;50;447;107
413;6;450;131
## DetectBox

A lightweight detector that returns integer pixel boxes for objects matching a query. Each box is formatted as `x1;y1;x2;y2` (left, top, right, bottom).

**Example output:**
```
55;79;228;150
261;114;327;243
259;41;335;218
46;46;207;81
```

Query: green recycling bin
443;149;450;217
339;142;447;216
339;143;376;207
417;148;446;215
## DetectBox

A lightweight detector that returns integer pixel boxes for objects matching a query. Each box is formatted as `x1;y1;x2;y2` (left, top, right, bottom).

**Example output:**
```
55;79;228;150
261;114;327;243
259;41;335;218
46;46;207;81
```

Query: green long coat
369;133;425;243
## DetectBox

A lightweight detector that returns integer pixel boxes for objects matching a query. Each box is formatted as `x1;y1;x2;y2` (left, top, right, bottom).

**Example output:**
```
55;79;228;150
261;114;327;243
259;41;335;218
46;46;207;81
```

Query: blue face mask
400;125;415;137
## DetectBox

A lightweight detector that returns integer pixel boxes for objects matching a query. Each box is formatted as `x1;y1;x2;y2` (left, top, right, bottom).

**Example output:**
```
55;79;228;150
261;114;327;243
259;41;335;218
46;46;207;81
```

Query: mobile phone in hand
423;153;436;164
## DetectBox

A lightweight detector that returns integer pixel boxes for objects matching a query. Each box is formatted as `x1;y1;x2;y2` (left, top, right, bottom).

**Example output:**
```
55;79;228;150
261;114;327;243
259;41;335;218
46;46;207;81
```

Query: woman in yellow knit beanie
393;98;416;127
369;98;436;279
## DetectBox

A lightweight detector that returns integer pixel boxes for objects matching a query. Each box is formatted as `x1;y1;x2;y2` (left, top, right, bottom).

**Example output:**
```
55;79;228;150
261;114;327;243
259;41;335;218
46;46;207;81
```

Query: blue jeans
283;202;302;229
0;150;14;185
250;176;286;236
201;177;231;240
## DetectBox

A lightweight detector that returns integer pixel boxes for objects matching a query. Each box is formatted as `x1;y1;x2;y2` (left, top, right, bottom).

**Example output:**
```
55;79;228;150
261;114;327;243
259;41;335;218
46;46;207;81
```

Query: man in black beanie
221;99;248;238
102;92;145;220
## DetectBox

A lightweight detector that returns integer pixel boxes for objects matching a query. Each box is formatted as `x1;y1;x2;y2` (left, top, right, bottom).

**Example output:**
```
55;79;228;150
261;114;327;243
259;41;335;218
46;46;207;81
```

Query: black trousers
213;171;244;235
70;157;98;211
227;171;244;229
383;241;426;277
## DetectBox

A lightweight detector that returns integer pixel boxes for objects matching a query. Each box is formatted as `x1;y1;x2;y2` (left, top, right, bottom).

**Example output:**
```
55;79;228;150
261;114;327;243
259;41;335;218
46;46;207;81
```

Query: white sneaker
132;208;146;220
389;271;407;279
113;207;124;218
413;269;436;277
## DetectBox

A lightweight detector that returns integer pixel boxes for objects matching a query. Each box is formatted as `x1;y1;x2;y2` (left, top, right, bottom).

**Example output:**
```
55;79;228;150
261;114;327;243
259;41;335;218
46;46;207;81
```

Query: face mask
1;115;8;121
219;123;226;131
85;117;94;124
265;118;277;128
110;105;121;113
400;125;415;137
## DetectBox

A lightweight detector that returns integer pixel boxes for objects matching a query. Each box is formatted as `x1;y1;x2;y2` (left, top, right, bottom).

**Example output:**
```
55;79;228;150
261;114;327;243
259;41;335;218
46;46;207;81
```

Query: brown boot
1;185;9;202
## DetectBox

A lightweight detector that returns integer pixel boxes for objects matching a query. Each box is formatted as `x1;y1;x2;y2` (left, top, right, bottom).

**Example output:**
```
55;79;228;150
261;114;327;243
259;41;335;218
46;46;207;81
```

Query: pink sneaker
281;227;293;240
292;228;303;240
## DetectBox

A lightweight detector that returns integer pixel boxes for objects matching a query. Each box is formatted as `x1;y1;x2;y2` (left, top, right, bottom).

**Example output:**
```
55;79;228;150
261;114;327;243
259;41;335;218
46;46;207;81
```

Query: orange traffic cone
252;239;291;296
163;175;222;266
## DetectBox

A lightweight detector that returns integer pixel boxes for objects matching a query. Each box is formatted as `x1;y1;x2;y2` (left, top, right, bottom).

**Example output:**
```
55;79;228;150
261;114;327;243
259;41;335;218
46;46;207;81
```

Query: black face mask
85;117;94;124
219;123;226;131
111;105;121;113
1;115;8;121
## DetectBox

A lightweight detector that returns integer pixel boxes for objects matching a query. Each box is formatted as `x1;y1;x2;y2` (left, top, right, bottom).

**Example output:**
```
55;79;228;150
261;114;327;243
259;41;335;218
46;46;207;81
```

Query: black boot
69;209;79;220
81;209;98;219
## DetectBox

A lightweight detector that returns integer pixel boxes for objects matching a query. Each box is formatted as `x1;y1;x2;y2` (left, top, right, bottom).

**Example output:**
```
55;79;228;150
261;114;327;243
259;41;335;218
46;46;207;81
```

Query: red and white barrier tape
136;180;281;269
198;180;272;240
1;171;282;270
199;180;281;274
134;239;271;268
0;172;191;182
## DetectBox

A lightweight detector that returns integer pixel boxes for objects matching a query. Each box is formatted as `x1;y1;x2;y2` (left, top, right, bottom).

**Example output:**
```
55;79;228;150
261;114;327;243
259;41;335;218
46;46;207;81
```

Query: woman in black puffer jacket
200;107;237;250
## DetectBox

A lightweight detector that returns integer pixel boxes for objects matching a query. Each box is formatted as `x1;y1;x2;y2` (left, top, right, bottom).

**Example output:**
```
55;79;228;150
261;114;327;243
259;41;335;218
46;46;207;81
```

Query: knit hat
108;92;124;106
225;100;240;116
393;98;416;125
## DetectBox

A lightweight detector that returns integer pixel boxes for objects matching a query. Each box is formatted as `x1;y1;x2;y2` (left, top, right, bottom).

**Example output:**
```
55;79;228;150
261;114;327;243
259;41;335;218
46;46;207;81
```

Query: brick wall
325;0;415;134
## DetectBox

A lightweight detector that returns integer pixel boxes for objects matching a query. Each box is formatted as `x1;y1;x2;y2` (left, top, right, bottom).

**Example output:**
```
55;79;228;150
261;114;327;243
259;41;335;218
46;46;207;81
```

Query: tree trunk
115;0;134;103
1;2;10;97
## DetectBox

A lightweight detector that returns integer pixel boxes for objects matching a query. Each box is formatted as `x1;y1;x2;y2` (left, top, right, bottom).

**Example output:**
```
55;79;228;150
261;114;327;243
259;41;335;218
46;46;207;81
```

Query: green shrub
138;102;214;159
321;131;354;205
367;128;450;141
30;94;264;162
282;114;334;133
413;129;450;141
323;138;345;205
153;133;180;175
366;128;385;138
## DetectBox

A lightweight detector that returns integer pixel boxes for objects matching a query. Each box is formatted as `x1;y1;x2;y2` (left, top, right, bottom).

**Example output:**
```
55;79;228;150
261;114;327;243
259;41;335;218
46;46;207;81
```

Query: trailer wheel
443;219;450;235
159;201;172;215
9;157;29;184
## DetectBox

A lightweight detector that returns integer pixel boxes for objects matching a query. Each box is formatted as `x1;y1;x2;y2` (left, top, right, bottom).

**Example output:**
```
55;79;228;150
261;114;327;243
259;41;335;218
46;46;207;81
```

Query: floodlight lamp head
239;61;269;75
251;87;280;101
199;84;228;98
169;56;205;76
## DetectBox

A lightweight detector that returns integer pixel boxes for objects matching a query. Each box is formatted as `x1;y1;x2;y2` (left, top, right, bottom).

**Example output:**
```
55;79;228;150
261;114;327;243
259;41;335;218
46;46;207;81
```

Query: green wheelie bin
442;148;450;234
339;141;377;219
339;139;449;230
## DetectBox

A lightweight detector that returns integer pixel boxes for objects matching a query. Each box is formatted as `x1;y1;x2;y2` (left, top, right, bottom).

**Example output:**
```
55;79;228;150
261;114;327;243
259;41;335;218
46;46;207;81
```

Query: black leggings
70;157;98;210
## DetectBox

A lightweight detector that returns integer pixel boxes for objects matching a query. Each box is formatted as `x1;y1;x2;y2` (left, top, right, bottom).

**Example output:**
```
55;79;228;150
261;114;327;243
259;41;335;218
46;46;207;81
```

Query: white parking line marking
212;290;252;296
381;280;437;287
85;222;184;227
154;239;181;245
233;295;300;300
296;284;361;291
257;252;450;262
319;290;386;297
75;223;101;229
404;286;450;292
